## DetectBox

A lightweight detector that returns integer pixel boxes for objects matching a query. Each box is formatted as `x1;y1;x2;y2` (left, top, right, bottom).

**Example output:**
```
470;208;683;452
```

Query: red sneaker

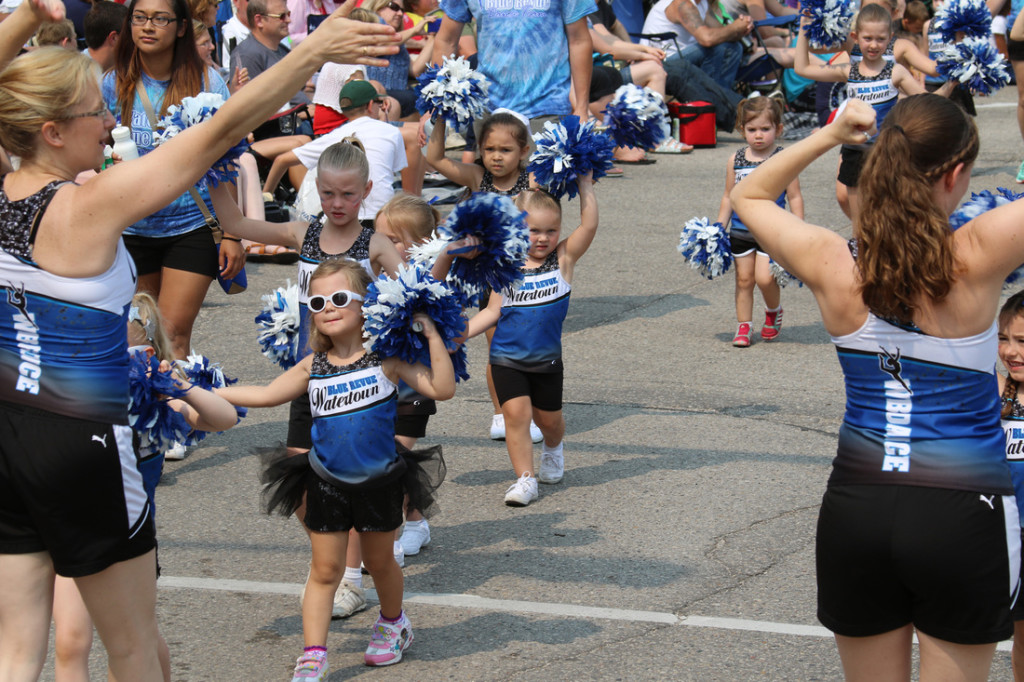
732;322;751;347
761;308;783;341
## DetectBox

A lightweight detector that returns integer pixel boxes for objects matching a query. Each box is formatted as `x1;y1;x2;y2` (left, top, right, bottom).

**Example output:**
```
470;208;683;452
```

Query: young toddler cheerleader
217;259;456;680
997;290;1024;679
53;292;238;682
717;95;804;347
464;175;598;506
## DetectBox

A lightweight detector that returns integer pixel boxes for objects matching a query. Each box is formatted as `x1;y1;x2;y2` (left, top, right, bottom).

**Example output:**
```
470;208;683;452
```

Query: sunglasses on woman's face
387;2;403;11
307;289;364;313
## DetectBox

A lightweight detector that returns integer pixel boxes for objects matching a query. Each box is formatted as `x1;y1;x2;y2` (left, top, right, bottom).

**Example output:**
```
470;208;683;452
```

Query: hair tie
891;124;905;135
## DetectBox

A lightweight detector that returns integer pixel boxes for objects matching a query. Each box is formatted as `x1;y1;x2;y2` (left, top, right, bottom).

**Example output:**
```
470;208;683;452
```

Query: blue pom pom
128;351;192;454
677;217;733;280
255;281;301;369
174;354;246;446
932;0;992;42
801;0;854;49
527;116;616;200
603;84;670;150
362;264;470;382
155;93;249;189
936;38;1011;95
949;187;1024;284
436;193;530;305
415;56;490;133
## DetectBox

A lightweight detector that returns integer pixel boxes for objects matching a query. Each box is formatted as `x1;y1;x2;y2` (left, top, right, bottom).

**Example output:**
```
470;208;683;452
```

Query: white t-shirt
312;63;366;114
221;16;250;68
293;116;407;220
641;0;707;56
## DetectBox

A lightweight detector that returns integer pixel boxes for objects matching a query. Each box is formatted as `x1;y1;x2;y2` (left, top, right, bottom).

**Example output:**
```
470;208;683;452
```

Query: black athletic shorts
837;146;867;188
304;472;404;533
730;232;766;258
817;484;1019;644
0;401;156;577
123;226;219;279
1008;37;1024;62
491;363;563;412
287;393;313;450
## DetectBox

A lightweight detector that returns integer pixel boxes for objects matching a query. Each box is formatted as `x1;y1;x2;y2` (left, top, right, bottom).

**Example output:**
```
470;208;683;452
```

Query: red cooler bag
669;101;716;148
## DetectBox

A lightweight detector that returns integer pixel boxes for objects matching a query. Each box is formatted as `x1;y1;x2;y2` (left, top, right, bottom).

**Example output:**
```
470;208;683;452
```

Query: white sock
542;440;564;456
766;305;781;313
343;566;362;588
394;540;403;554
405;518;426;528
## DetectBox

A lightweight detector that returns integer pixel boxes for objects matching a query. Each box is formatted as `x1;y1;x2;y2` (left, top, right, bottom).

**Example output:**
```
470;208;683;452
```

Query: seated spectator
32;17;76;49
362;0;437;121
189;0;219;27
83;0;128;71
287;0;341;45
641;0;752;91
719;0;796;46
230;0;310;107
221;0;251;65
309;6;379;135
265;79;408;220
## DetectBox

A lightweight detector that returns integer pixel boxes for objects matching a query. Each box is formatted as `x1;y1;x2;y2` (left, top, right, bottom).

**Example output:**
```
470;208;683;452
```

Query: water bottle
110;126;139;161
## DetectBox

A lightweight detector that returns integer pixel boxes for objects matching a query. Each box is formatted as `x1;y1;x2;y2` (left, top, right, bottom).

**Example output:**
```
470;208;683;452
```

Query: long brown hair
113;0;204;127
856;94;978;323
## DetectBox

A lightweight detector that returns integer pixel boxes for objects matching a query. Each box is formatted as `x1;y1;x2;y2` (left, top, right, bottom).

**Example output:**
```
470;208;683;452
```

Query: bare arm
0;0;64;68
892;63;929;96
425;117;484;189
666;0;750;48
386;315;456;400
465;291;502;339
894;38;938;77
208;182;306;248
1014;10;1024;41
168;384;240;433
216;356;313;407
410;35;435;76
262;150;302;194
786;176;804;221
369;232;403;278
566;17;593;120
716;154;737;226
795;27;849;82
560;174;599;278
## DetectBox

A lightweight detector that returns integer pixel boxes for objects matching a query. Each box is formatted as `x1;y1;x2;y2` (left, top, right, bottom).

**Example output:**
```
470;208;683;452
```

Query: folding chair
734;14;799;96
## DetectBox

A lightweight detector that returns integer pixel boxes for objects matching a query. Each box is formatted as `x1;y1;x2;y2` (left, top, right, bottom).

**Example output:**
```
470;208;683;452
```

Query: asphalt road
42;86;1024;681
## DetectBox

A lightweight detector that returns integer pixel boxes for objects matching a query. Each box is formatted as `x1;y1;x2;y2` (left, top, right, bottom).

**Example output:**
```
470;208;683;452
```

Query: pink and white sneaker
364;611;413;666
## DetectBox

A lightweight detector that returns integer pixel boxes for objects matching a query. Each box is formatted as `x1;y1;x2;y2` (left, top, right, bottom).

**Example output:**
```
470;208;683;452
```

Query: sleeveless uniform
825;34;896;118
837;60;899;187
489;251;572;411
0;180;154;576
287;220;375;450
1001;382;1024;620
729;146;786;257
479;169;530;196
302;351;405;533
816;313;1019;643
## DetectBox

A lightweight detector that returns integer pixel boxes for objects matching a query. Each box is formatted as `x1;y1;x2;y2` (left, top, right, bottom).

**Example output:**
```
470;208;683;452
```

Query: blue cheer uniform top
0;180;136;424
844;59;898;148
1001;385;1024;525
296;219;374;357
730;146;786;239
490;251;571;373
829;313;1012;495
306;350;403;486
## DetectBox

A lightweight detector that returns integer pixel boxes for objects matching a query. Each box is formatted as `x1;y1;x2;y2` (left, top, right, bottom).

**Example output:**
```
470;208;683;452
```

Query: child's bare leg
0;552;55;681
532;407;564;449
847;187;861;235
754;254;780;309
304;531;347;647
346;528;362;571
485;328;499;416
361;531;404;618
734;253;755;323
1012;621;1024;681
53;576;93;682
501;396;535;476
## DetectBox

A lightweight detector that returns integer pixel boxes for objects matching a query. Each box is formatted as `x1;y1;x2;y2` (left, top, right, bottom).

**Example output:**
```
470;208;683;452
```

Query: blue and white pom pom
405;231;485;306
437;193;529;305
176;353;246;444
602;84;670;151
770;259;803;288
950;187;1024;283
931;0;992;42
362;264;469;382
128;351;192;454
677;217;733;280
415;55;490;133
527;115;616;200
936;38;1011;95
255;281;301;369
800;0;854;49
154;92;249;188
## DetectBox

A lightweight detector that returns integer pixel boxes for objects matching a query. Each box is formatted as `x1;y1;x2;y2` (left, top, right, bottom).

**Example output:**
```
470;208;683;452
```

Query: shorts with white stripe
0;401;155;577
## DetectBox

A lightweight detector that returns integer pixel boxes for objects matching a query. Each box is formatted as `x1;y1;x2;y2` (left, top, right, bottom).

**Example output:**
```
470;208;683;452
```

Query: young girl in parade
464;175;598;507
216;259;456;680
53;292;238;682
795;3;943;226
374;193;480;556
997;290;1024;678
425;109;542;442
717;95;803;348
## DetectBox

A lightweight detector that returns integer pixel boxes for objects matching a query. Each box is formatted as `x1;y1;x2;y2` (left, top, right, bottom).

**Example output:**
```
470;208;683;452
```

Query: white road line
975;102;1018;109
158;576;1013;651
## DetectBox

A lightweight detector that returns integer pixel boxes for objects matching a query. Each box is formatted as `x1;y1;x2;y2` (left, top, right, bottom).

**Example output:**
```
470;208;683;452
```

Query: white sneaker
399;520;431;555
490;414;505;440
538;442;564;484
332;580;368;619
529;421;543;443
164;441;187;461
394;541;405;568
504;472;539;507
